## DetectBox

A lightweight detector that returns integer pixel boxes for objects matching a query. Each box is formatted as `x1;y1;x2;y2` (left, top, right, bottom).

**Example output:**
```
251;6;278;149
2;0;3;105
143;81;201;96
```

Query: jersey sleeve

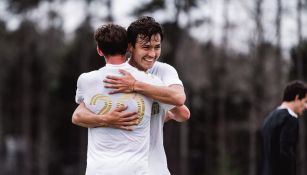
159;63;183;87
159;102;175;112
150;74;175;111
75;73;86;104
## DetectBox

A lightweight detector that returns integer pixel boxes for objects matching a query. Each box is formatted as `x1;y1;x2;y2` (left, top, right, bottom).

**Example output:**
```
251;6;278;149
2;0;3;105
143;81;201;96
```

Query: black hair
127;16;163;47
282;80;307;101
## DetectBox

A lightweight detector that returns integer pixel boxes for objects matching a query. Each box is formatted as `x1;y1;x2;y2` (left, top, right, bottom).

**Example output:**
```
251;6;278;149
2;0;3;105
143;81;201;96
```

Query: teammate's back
76;62;165;175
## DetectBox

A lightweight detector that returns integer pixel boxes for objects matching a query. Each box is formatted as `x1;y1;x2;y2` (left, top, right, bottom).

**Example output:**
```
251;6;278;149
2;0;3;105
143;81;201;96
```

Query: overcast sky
0;0;306;57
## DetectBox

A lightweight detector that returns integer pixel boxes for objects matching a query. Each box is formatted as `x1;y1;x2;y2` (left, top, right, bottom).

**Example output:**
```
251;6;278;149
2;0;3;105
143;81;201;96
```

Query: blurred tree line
0;0;306;175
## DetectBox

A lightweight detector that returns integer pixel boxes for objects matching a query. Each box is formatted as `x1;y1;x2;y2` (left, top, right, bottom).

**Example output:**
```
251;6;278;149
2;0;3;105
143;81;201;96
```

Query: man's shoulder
152;61;175;70
149;61;178;75
267;109;287;119
133;70;163;85
274;108;296;120
79;69;101;78
77;67;107;83
264;109;295;126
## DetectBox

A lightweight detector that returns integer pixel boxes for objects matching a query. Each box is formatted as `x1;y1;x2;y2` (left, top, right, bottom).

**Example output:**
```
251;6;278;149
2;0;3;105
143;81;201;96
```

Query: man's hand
105;105;140;131
164;105;190;123
104;69;136;94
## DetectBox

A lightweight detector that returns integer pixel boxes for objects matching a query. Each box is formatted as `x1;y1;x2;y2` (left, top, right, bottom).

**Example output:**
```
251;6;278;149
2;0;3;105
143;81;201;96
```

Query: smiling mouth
144;58;155;62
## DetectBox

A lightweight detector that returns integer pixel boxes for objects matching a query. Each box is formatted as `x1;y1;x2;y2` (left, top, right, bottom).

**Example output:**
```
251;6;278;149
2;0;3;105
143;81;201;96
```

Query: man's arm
72;102;139;131
164;105;190;122
104;70;186;106
135;83;185;106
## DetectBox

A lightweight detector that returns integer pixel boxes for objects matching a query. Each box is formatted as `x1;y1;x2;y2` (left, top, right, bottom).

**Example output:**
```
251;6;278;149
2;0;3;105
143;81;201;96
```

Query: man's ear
97;46;104;56
127;43;132;52
295;95;300;101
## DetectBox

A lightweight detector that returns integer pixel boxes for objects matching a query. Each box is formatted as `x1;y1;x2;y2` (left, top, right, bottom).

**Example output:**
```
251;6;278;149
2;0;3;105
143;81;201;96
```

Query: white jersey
147;61;183;175
75;62;169;175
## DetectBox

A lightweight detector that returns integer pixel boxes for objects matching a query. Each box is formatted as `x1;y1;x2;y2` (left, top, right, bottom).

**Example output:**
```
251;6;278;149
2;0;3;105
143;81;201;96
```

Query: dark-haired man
261;80;307;175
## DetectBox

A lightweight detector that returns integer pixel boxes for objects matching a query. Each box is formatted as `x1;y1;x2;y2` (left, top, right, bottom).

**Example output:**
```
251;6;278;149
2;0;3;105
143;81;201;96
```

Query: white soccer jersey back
76;62;164;175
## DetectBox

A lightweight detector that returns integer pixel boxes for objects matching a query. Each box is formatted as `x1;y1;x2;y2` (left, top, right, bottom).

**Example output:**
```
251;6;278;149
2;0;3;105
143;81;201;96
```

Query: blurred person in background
260;80;307;175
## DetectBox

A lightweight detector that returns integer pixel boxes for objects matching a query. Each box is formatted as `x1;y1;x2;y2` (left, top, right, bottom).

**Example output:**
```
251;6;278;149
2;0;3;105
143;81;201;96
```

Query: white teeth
144;58;154;62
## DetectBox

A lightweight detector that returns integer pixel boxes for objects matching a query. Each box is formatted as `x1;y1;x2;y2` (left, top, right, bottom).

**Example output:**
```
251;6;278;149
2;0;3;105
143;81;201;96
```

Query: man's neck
105;55;126;65
128;58;146;72
281;102;293;110
280;101;298;116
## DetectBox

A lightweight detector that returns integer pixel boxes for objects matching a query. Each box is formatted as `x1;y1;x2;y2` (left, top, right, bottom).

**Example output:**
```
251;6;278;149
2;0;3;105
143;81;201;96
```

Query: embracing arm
72;102;139;131
164;105;190;122
104;70;186;106
134;83;185;106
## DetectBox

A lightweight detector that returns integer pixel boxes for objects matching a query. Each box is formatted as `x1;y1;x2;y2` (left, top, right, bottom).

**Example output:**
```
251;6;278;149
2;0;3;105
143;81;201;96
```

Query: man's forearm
72;102;139;130
72;103;108;128
104;70;186;106
133;82;186;106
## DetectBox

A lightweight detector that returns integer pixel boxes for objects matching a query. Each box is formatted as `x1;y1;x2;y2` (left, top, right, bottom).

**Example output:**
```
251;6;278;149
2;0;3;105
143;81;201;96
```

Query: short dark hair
94;24;128;56
127;16;163;47
282;80;307;101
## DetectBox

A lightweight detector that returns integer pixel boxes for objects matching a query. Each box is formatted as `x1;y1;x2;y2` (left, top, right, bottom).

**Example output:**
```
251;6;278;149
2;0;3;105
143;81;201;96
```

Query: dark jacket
260;108;298;175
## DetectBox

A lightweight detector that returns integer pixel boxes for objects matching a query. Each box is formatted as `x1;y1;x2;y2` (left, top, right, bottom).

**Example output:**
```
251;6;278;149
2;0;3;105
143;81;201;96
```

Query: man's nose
148;48;156;57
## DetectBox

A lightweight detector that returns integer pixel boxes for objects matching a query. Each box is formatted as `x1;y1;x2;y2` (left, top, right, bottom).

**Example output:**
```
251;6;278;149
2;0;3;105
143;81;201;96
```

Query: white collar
105;62;128;68
278;104;298;118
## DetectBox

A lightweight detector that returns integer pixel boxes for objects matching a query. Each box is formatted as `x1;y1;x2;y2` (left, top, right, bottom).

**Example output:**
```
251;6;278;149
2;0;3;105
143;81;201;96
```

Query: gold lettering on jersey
133;94;145;124
90;93;146;126
151;102;160;115
90;94;112;115
116;94;132;108
115;93;145;124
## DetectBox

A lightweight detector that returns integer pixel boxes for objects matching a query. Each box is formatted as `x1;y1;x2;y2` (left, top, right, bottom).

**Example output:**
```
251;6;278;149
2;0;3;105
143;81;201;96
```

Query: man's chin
147;65;154;69
142;64;154;71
